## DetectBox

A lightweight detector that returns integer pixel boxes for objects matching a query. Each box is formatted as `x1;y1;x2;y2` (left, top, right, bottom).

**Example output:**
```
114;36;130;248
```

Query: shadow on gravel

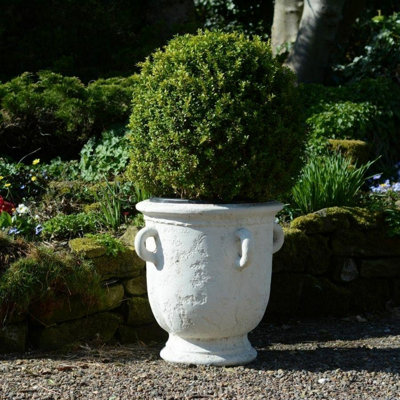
251;347;400;373
254;314;400;345
247;312;400;373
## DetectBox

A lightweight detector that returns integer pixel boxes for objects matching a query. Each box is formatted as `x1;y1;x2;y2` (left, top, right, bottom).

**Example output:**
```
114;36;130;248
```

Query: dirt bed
1;310;400;400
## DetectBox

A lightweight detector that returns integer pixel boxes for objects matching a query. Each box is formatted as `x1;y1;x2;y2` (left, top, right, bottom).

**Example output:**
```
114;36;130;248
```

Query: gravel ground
1;310;400;400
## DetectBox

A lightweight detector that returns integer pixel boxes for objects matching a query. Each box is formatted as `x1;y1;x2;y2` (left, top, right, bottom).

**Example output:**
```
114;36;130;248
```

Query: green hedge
0;71;135;160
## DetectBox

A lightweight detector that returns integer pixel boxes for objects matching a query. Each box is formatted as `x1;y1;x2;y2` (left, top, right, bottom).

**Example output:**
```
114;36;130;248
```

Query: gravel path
1;310;400;400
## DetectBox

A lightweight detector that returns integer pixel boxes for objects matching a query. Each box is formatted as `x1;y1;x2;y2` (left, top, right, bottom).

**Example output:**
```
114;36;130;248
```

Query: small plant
0;197;42;239
85;233;125;256
42;212;99;239
94;181;123;231
365;167;400;237
132;213;145;228
46;157;80;182
292;152;374;214
127;30;305;202
79;128;131;182
0;157;49;202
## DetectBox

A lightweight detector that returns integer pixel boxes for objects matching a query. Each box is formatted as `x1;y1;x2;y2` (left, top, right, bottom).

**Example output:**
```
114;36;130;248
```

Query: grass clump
0;246;102;323
292;152;374;214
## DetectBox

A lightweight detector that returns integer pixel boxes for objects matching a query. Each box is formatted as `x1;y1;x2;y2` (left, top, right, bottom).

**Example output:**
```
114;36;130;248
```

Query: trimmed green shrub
127;30;305;202
328;139;370;166
292;152;374;214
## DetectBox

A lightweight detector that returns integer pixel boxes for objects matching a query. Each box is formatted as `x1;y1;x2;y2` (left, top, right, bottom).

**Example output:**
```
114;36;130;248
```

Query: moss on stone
291;207;381;234
120;225;139;248
69;236;144;280
291;208;351;233
328;139;370;165
126;297;155;326
30;284;124;326
32;312;122;350
92;247;144;280
124;275;147;296
341;207;382;230
69;237;106;258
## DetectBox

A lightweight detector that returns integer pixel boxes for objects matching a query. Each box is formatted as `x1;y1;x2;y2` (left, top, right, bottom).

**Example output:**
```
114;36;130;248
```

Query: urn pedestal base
160;334;257;366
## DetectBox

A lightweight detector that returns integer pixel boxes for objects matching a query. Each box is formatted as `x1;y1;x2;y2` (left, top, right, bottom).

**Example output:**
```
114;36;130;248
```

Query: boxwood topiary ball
127;30;305;202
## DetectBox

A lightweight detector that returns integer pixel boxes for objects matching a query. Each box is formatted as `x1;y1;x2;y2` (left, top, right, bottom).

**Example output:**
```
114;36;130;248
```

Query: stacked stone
0;227;166;353
267;207;400;318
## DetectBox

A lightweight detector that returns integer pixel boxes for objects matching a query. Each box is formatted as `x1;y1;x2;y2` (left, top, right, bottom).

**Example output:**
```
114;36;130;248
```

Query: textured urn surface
135;199;283;366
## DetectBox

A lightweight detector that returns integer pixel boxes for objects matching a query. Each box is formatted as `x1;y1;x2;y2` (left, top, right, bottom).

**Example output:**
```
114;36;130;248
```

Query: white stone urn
134;198;284;366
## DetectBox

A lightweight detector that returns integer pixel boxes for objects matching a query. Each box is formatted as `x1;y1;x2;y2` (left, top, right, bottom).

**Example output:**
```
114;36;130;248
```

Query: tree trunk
286;0;346;83
271;0;304;55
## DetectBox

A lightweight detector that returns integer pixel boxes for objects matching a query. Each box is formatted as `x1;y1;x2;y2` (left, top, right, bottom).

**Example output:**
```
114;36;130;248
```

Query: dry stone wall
267;207;400;319
0;226;166;353
1;207;399;353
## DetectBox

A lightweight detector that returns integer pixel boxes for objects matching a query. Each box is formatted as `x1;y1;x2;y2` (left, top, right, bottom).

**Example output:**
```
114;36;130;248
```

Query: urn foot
160;334;257;366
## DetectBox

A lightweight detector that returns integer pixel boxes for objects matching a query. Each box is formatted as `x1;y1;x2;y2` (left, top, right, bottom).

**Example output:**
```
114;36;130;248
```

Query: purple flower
9;227;20;235
392;182;400;192
35;224;43;235
372;173;382;180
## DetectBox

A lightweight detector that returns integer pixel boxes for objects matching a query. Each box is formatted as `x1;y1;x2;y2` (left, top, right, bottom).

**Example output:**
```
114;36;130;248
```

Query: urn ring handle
235;228;253;270
134;226;160;266
272;223;284;254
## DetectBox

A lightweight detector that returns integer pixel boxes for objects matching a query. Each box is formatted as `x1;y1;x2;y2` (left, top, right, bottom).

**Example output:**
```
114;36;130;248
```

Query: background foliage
0;72;135;160
0;0;196;82
300;78;400;168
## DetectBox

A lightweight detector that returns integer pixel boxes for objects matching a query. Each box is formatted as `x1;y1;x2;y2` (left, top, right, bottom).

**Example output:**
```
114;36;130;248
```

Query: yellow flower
0;176;3;180
32;159;40;165
4;183;11;188
31;176;37;182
